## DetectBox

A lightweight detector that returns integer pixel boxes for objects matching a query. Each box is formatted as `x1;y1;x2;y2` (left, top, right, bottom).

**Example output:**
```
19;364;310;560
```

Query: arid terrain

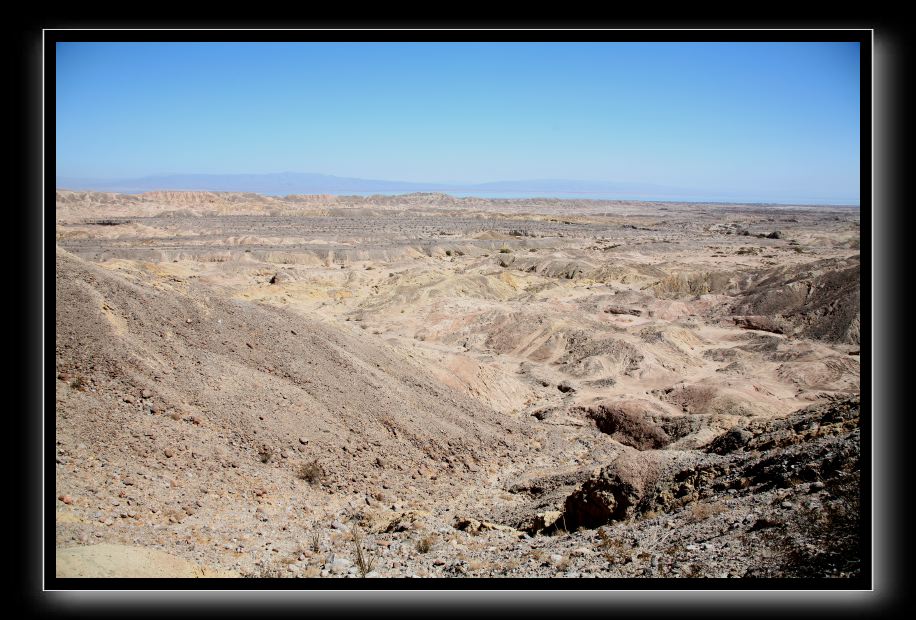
54;190;861;579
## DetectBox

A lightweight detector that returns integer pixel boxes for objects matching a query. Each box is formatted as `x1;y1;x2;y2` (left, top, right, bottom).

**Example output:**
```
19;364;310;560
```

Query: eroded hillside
55;191;861;578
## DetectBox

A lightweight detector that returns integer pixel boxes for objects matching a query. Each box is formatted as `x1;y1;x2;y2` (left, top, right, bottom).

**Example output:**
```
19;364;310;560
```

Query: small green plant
498;247;511;253
69;375;87;391
445;250;453;256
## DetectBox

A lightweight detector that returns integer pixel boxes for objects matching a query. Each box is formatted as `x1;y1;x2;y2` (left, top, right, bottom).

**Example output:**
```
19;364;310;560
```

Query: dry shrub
254;563;284;578
351;526;378;577
162;507;185;524
297;459;324;484
747;474;861;578
682;563;704;578
597;528;632;565
415;534;434;553
502;558;520;571
688;500;728;523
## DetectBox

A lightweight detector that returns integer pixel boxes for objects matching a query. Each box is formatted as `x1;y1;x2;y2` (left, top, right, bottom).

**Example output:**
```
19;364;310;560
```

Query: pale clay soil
54;191;861;579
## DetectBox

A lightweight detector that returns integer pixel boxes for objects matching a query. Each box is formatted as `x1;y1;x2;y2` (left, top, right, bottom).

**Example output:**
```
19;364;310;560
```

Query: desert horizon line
55;171;860;207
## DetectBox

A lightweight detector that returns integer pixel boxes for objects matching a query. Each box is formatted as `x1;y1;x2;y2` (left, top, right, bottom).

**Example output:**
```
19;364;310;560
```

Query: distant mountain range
55;171;859;205
56;172;695;198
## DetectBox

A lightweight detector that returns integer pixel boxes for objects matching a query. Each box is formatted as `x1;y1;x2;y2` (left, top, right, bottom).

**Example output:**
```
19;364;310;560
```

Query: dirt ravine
55;191;861;578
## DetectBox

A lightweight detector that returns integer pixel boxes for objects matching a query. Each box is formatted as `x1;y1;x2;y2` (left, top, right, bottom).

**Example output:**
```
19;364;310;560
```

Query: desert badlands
54;190;861;579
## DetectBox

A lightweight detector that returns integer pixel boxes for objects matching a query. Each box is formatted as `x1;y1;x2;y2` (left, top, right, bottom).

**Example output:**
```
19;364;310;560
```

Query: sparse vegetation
688;500;728;523
502;558;521;572
55;189;861;580
253;563;283;578
415;534;434;553
748;474;861;578
350;526;378;577
682;563;704;578
551;513;569;537
597;528;633;565
297;459;324;484
258;446;275;464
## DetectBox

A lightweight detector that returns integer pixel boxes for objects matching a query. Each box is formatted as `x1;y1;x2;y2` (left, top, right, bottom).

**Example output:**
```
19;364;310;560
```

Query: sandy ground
57;544;238;578
54;191;861;579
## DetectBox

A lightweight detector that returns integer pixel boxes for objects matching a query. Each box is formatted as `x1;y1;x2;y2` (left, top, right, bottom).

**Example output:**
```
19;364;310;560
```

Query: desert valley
54;190;861;579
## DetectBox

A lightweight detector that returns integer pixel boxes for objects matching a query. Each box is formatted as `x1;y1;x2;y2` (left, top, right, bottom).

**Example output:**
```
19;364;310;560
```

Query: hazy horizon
55;170;859;206
57;42;861;205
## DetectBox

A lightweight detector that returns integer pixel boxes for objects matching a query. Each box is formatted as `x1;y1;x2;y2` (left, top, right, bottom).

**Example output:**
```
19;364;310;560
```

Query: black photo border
15;19;908;616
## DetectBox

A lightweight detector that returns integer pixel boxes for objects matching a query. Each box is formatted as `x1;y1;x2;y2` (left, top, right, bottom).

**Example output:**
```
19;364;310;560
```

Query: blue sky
56;42;861;203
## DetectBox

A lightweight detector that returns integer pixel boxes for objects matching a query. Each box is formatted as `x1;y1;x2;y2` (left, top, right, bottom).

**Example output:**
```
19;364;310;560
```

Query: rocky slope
54;192;861;579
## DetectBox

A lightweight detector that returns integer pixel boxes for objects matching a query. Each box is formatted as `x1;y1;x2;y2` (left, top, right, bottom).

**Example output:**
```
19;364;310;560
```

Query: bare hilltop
54;190;861;579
